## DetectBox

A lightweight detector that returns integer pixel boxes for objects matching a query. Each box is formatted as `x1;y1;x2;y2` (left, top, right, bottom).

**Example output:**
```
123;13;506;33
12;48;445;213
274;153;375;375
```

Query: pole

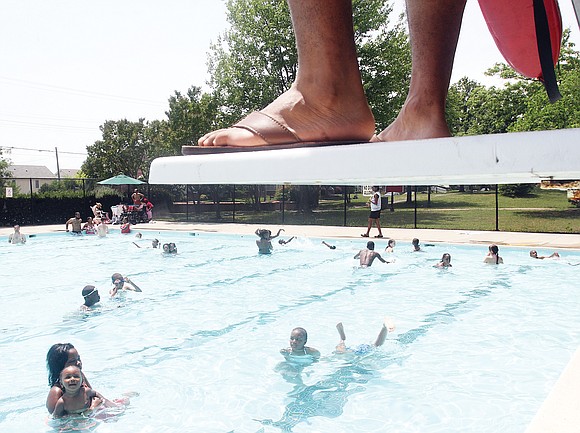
282;185;285;224
343;186;347;226
55;147;61;181
186;185;190;222
495;184;499;231
414;185;418;229
232;185;236;223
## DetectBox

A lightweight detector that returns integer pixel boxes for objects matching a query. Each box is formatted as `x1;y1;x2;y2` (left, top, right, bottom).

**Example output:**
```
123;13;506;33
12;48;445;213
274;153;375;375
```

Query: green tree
82;119;165;180
208;0;410;129
165;87;220;153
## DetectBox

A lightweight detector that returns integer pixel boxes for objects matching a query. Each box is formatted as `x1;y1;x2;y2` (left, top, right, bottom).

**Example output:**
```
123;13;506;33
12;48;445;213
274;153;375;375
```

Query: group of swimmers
80;273;143;311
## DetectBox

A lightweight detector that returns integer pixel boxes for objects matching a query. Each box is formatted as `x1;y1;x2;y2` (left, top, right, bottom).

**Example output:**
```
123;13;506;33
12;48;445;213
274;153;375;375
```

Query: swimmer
162;242;177;254
412;238;421;252
152;239;160;248
278;236;295;245
135;232;142;239
280;327;320;359
484;244;504;264
322;240;336;250
96;221;109;237
65;212;83;234
81;285;100;311
46;343;92;414
335;318;396;355
529;250;560;260
8;224;26;244
110;273;142;297
434;253;452;268
255;228;284;254
53;365;114;418
354;241;387;267
385;239;396;253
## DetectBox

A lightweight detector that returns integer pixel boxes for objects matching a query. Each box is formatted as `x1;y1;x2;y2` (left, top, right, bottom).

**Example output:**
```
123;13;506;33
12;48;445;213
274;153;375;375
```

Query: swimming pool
0;231;579;433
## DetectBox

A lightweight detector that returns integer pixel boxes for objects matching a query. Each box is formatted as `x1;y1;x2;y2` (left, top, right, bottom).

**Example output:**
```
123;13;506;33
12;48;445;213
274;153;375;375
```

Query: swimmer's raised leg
335;322;347;353
374;316;396;347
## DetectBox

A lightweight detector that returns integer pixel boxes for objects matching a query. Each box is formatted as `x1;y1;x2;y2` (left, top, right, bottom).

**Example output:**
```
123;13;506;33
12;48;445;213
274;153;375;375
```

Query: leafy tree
0;148;11;179
165;87;220;152
82;119;168;180
208;0;410;129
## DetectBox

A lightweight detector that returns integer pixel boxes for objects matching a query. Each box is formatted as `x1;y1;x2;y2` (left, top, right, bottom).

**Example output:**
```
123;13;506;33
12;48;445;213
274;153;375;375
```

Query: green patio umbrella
97;174;144;185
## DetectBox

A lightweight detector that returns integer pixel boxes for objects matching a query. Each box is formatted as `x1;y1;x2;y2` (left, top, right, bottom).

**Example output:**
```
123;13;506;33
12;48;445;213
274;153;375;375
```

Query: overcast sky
1;0;578;172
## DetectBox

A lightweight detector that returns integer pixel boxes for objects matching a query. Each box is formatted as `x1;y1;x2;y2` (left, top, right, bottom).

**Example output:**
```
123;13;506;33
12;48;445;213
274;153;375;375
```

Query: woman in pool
280;327;320;359
52;365;113;418
434;253;452;268
484;244;504;264
255;228;284;254
385;239;396;253
82;217;96;235
46;343;92;414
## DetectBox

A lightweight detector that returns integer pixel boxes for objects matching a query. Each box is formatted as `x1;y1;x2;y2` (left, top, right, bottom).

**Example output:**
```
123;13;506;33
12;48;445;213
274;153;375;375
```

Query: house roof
8;165;56;179
58;168;80;178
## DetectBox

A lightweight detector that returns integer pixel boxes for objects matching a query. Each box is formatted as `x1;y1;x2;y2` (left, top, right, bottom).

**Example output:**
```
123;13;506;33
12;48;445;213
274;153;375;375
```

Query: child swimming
52;365;112;418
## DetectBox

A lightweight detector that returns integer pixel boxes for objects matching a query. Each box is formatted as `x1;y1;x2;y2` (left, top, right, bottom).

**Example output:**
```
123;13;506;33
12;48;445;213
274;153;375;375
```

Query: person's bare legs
375;218;383;237
199;0;375;147
374;317;396;347
373;0;467;142
335;322;347;353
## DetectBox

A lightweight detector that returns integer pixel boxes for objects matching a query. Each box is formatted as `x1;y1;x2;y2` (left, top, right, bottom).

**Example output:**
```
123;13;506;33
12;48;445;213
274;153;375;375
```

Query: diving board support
149;129;580;186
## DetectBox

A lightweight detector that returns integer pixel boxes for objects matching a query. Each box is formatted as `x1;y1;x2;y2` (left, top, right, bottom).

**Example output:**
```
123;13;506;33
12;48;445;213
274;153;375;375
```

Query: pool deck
2;221;580;431
2;221;580;249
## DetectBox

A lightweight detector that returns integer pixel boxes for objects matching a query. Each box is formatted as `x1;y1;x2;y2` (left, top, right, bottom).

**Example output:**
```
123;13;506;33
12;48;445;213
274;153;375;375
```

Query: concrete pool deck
2;221;579;250
2;221;579;432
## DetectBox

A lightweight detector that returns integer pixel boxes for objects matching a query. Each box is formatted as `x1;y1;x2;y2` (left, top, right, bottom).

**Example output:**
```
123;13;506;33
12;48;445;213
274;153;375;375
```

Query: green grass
162;188;580;234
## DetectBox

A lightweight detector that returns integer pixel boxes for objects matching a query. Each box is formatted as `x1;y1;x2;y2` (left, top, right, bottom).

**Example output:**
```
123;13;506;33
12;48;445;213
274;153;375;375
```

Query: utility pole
55;147;61;180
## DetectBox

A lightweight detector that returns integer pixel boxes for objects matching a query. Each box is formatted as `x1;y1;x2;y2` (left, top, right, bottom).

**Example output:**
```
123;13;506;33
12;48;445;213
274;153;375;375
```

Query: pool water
0;231;579;433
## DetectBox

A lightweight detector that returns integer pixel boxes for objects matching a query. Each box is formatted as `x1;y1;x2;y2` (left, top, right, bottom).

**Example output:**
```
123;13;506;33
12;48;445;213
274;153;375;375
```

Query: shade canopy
98;174;145;185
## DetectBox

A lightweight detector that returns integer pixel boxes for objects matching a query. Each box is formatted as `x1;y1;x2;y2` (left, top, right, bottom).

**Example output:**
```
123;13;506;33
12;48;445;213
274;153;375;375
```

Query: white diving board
148;128;580;186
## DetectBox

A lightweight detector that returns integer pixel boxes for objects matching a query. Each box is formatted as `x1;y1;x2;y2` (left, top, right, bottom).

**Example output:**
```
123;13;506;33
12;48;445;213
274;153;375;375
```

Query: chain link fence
0;178;577;233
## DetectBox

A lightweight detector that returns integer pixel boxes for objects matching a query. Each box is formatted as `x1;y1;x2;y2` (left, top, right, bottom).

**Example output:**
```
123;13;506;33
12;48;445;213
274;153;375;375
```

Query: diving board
148;128;580;186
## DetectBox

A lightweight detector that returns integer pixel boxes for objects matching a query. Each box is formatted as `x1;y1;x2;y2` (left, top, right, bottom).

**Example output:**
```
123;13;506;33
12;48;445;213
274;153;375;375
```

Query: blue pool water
0;230;579;433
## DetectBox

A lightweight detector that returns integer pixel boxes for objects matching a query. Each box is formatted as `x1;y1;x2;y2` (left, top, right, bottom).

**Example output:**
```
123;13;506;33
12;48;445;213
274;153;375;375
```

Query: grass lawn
164;188;580;234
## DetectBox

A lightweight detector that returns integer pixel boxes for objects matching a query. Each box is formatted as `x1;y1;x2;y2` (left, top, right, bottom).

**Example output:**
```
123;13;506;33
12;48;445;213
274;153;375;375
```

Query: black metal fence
0;178;577;233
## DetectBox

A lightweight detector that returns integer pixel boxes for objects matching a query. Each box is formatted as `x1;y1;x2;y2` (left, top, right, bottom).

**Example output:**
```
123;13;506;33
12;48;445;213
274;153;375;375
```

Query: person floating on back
335;318;396;355
529;250;560;260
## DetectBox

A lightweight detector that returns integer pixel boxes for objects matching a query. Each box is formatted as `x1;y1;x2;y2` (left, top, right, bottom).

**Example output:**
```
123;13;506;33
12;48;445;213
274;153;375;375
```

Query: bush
499;184;536;198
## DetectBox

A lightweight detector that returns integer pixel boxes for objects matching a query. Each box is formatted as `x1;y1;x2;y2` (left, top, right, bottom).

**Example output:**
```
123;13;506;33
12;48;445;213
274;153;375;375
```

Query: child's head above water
60;365;83;393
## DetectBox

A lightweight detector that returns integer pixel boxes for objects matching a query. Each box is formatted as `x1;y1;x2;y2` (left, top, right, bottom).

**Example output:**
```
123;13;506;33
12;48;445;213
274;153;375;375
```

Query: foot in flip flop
375;234;383;238
196;84;374;151
361;233;369;237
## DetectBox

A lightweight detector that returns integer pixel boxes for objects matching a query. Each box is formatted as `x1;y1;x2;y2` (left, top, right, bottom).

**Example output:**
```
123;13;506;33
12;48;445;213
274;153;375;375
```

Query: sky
1;0;578;173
